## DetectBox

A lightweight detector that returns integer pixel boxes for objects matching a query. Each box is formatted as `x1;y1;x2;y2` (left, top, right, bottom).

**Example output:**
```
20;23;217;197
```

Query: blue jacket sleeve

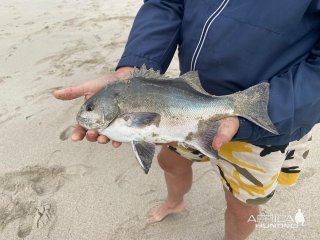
234;41;320;142
116;0;184;73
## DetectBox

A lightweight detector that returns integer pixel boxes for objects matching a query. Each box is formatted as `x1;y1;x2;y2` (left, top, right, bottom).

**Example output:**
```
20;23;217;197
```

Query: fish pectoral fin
122;112;161;128
196;121;220;160
131;141;155;174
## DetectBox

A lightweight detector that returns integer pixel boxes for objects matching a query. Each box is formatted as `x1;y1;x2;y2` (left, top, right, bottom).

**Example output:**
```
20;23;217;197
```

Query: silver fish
77;66;278;174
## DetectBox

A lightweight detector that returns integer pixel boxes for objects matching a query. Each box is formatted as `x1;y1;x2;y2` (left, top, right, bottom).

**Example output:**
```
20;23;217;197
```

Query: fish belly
99;117;192;144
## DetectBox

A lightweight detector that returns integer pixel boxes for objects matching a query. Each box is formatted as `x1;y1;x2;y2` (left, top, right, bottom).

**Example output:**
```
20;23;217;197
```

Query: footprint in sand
0;164;93;238
115;164;158;196
0;107;21;126
0;76;11;85
35;40;106;77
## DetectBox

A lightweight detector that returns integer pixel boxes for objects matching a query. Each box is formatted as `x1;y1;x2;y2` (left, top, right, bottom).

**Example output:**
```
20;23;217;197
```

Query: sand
0;0;319;239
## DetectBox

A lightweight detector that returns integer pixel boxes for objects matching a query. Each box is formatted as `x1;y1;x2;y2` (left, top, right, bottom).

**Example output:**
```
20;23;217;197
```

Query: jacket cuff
232;117;255;141
116;55;162;71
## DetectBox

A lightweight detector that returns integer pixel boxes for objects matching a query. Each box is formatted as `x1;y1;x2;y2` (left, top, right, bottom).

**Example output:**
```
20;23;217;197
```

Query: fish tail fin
232;82;279;135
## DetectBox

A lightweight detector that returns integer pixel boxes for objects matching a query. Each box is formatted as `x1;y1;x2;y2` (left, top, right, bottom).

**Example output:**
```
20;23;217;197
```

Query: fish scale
77;66;278;174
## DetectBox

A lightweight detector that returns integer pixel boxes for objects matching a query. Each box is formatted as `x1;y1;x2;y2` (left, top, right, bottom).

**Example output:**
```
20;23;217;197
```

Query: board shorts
167;132;312;204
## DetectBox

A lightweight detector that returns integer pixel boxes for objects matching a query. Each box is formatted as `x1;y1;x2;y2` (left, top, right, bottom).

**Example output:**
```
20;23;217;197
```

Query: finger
112;141;122;148
86;130;99;142
97;135;110;144
84;93;94;100
212;118;239;150
212;135;229;150
53;85;86;100
219;118;239;138
71;124;86;141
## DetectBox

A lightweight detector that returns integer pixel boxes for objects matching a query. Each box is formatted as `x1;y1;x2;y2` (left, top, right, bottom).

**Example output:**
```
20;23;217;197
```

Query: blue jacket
117;0;320;145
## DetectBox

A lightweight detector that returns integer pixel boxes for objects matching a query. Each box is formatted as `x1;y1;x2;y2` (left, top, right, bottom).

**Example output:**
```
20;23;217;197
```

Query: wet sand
0;0;319;239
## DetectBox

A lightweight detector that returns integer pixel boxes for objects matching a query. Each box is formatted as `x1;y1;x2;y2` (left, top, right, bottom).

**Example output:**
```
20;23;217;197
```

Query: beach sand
0;1;319;239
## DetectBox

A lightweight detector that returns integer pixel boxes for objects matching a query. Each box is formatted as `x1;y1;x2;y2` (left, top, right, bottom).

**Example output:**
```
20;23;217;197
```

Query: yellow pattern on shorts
217;164;276;197
167;131;312;204
218;142;266;174
277;172;300;186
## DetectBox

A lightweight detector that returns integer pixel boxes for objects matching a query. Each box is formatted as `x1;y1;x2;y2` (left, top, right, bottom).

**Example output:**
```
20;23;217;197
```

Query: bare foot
148;200;186;223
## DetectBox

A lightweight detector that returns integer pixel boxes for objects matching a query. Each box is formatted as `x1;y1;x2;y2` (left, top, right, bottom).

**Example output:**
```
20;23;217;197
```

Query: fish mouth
76;116;90;130
76;113;107;131
76;111;86;127
77;120;101;131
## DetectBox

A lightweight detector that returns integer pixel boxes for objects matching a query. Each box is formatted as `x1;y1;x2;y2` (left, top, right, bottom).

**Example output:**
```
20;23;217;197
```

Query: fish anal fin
132;141;155;174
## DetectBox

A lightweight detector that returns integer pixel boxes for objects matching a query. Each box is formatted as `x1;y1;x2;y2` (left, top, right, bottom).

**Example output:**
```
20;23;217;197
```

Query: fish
76;65;278;174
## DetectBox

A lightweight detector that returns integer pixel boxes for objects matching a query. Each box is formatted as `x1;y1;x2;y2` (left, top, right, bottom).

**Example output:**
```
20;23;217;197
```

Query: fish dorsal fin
131;64;168;80
180;71;212;96
131;65;212;96
132;141;155;174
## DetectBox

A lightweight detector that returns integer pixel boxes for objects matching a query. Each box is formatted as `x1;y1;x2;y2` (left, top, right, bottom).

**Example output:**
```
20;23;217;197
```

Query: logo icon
294;209;305;226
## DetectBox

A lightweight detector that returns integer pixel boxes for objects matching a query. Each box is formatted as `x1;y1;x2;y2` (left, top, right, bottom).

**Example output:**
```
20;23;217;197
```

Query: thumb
212;117;239;150
53;84;86;100
212;134;231;150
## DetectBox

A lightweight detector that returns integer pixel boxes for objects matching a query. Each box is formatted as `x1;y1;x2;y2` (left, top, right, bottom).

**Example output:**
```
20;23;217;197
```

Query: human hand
53;67;134;147
212;117;240;150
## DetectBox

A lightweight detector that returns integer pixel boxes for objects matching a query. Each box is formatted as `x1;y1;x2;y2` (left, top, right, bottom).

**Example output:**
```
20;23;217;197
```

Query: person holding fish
54;1;320;239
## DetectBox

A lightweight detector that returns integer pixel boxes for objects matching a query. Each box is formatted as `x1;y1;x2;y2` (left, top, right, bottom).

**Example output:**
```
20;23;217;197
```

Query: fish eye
86;103;94;112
